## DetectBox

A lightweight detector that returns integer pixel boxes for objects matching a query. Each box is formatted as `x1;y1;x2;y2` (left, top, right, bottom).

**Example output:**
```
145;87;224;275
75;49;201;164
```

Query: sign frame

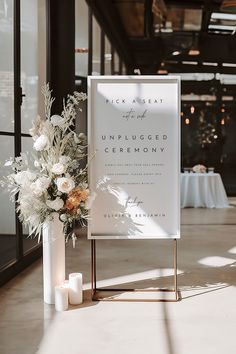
87;75;181;240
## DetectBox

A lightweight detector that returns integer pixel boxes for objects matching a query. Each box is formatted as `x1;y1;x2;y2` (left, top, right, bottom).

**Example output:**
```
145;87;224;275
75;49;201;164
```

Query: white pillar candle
69;273;83;305
54;285;68;311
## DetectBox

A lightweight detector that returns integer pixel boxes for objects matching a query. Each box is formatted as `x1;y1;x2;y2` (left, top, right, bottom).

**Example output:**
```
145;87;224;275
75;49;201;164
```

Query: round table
181;173;229;208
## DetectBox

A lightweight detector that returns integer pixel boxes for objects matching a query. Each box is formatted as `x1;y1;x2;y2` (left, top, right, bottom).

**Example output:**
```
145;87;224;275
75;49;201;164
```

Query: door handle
19;86;26;106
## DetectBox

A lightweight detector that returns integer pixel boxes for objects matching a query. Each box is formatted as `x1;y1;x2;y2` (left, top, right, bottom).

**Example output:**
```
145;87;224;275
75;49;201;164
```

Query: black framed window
75;2;127;80
0;0;41;286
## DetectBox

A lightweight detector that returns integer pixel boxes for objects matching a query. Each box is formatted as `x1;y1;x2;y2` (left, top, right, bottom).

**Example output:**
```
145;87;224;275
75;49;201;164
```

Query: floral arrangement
192;164;207;173
1;84;92;240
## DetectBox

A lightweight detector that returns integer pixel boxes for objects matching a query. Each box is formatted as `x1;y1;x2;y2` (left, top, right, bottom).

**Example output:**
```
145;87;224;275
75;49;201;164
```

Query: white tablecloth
181;173;229;208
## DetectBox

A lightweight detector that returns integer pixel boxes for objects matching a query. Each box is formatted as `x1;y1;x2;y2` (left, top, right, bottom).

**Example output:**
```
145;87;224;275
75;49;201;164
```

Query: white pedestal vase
42;213;65;304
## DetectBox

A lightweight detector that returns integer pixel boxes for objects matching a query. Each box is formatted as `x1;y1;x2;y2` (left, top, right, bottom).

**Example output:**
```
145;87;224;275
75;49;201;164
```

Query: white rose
33;135;49;151
51;163;66;175
56;177;75;193
59;155;71;165
29;177;51;197
46;197;64;211
78;132;86;140
14;171;36;187
50;115;64;127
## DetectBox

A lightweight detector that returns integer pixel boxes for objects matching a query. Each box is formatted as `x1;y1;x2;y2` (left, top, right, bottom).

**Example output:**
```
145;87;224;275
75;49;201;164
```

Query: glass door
0;0;41;285
0;0;17;269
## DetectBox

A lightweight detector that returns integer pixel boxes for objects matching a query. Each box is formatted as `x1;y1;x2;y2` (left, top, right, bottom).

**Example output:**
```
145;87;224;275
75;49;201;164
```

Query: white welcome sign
88;76;180;239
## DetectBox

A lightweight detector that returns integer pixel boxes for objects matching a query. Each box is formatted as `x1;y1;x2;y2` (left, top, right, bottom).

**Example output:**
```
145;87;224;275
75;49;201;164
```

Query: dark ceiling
86;0;236;102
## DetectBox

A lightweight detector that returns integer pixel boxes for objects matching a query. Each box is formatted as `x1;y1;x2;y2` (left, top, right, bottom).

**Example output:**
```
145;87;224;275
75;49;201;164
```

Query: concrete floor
1;205;236;354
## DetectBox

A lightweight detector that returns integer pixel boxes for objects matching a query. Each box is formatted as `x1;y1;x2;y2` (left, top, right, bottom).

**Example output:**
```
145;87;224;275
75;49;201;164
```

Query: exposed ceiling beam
85;0;236;77
181;81;236;94
130;32;236;70
165;62;236;74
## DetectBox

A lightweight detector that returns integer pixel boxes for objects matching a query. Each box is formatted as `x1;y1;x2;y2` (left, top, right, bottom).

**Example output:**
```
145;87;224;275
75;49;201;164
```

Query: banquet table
181;173;230;208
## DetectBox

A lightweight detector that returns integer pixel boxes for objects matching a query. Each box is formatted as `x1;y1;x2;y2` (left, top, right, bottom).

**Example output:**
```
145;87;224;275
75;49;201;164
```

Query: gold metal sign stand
91;239;180;302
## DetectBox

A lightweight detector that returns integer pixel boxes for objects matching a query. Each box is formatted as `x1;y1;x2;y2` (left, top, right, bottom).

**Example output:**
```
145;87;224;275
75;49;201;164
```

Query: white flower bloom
46;197;64;211
14;171;36;187
33;135;49;151
78;132;86;140
59;213;67;222
50;115;64;126
4;160;13;166
3;86;89;241
85;191;96;209
52;163;66;175
30;177;50;197
192;164;206;173
56;177;75;193
59;155;71;165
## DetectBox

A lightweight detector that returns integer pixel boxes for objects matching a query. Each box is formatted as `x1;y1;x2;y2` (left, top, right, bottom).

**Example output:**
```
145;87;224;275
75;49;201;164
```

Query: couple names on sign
88;76;180;240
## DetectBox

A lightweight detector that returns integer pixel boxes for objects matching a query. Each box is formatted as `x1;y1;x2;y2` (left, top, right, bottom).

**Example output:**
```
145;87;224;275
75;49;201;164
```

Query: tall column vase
42;213;65;304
